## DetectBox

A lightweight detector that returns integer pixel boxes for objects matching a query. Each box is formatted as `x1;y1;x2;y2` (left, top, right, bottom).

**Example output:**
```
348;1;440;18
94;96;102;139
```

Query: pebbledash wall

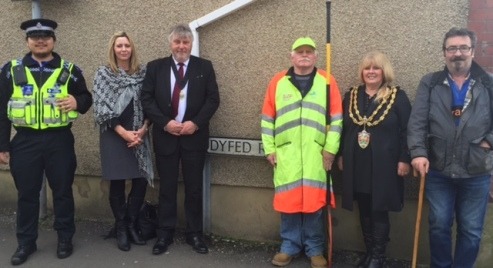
0;0;492;266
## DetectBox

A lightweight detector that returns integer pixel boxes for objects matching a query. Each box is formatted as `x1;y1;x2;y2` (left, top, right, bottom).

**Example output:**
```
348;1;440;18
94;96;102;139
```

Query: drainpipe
188;0;257;233
32;0;41;18
189;0;256;56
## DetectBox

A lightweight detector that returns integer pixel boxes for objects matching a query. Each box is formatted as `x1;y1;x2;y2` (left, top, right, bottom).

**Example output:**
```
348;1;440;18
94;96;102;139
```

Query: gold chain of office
348;86;397;127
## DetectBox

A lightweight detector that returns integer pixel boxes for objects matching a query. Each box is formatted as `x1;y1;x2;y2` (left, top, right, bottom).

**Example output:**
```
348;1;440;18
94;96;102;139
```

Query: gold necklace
348;86;397;148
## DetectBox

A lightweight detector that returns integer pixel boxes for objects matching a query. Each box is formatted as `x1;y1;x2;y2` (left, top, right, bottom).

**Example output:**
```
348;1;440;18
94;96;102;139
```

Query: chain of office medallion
348;86;397;127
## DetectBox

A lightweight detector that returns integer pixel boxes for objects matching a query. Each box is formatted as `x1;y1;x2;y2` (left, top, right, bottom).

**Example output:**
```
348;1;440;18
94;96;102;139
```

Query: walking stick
325;1;333;267
327;175;335;268
412;169;426;268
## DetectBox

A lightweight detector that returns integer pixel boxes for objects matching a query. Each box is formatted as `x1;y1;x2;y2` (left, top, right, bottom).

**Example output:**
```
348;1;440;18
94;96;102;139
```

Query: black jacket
340;86;411;211
141;55;220;155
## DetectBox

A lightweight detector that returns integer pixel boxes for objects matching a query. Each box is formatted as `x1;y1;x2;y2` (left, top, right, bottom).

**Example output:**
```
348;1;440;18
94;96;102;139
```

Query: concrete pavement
0;208;410;268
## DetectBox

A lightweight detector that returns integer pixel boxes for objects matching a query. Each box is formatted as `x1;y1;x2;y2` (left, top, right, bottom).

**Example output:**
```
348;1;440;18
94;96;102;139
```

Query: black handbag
137;201;158;240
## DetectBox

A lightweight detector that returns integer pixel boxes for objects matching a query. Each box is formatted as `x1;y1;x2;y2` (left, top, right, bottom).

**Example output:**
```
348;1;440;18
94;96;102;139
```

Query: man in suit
141;23;220;255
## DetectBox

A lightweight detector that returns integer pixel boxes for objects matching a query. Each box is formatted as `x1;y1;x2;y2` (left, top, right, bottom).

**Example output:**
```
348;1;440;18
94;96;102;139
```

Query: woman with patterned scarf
93;31;154;251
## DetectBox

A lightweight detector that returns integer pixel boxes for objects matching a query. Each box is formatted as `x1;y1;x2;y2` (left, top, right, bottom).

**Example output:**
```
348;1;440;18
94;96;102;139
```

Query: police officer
0;18;92;265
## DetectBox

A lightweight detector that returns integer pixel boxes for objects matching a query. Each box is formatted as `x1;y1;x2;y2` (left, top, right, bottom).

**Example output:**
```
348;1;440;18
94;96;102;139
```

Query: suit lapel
186;56;197;92
162;57;173;101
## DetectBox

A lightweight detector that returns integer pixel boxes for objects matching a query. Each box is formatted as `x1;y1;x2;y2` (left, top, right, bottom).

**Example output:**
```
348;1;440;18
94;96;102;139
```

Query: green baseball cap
291;37;316;51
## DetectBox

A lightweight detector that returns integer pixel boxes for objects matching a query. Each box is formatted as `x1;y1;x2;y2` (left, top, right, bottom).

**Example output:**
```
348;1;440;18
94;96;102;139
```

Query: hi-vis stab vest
7;59;78;129
261;68;342;213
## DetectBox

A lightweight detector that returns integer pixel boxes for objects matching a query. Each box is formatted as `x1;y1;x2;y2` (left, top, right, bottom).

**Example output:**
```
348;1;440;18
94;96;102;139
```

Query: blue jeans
426;174;490;268
279;208;325;257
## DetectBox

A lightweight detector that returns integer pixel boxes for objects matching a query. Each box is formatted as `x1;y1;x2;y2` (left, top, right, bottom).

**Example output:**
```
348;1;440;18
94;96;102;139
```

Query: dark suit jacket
141;55;220;155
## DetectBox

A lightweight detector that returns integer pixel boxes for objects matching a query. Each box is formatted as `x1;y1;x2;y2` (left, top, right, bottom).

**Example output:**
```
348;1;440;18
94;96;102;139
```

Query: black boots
357;217;373;268
109;196;146;251
109;197;130;251
366;222;389;268
357;218;389;268
127;197;146;245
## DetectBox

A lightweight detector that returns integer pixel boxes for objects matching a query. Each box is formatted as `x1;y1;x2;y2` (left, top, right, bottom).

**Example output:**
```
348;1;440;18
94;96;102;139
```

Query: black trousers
9;129;76;246
155;147;205;237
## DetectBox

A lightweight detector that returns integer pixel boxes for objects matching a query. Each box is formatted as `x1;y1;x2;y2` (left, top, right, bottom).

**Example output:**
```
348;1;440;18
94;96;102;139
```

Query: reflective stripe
10;101;28;108
275;179;302;193
275;119;300;135
12;118;26;124
328;124;342;134
330;114;343;121
275;178;327;194
43;118;61;124
304;179;327;190
276;117;327;136
277;101;301;117
261;114;274;123
302;101;326;116
302;118;326;134
261;127;274;136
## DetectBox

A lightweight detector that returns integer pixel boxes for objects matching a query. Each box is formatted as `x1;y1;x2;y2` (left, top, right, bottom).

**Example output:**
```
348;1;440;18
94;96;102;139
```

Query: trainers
271;252;293;266
310;255;327;268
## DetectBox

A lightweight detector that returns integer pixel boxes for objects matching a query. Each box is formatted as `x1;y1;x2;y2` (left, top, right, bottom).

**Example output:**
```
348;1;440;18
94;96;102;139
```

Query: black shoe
57;240;73;259
11;244;37;265
186;235;208;254
152;237;173;255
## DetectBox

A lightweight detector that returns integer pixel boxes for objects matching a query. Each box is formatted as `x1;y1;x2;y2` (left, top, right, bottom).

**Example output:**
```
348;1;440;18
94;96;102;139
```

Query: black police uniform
0;52;92;248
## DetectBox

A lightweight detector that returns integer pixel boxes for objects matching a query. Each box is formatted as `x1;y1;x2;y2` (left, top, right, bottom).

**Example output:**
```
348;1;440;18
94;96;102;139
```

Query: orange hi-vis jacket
261;67;342;213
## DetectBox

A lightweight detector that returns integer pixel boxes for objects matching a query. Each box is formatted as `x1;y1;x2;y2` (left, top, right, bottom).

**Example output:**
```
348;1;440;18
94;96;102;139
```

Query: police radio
56;67;70;85
12;65;28;86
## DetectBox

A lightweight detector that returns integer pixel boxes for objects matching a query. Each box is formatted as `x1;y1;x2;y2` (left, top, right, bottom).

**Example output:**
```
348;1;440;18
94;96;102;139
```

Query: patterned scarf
93;65;154;186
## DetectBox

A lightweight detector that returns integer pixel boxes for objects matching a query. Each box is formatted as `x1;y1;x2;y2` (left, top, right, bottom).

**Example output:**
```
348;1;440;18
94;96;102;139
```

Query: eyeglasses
29;36;52;41
445;45;472;54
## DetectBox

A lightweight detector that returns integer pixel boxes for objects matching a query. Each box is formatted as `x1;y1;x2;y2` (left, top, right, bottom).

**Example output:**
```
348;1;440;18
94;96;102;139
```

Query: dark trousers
9;129;76;246
155;148;205;237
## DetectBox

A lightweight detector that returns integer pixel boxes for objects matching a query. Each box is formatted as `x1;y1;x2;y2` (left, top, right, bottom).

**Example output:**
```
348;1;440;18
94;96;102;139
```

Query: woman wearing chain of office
337;51;411;268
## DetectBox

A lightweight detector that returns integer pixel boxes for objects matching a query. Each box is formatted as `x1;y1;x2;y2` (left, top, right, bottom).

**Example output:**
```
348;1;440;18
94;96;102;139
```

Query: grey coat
407;61;493;178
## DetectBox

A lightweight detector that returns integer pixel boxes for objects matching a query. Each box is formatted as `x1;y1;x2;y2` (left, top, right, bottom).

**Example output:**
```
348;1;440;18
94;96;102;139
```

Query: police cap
20;18;57;39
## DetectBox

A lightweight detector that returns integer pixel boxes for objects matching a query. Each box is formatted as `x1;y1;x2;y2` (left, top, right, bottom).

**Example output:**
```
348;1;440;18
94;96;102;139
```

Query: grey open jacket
407;61;493;178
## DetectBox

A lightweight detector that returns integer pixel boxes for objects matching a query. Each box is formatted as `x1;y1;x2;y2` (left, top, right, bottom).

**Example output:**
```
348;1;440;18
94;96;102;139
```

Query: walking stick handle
412;169;426;268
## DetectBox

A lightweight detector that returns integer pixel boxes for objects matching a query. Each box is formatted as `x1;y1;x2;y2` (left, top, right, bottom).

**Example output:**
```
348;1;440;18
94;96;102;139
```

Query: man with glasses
408;28;493;267
0;18;92;265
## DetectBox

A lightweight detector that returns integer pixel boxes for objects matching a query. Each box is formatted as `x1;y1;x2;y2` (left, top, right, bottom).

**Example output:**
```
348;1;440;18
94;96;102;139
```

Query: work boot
109;196;130;251
271;252;293;266
357;216;373;268
310;255;327;268
367;222;390;268
127;197;146;245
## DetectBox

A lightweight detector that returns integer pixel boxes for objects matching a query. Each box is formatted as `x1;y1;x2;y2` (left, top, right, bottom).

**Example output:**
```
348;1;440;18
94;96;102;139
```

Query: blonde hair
358;51;395;103
107;31;140;74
